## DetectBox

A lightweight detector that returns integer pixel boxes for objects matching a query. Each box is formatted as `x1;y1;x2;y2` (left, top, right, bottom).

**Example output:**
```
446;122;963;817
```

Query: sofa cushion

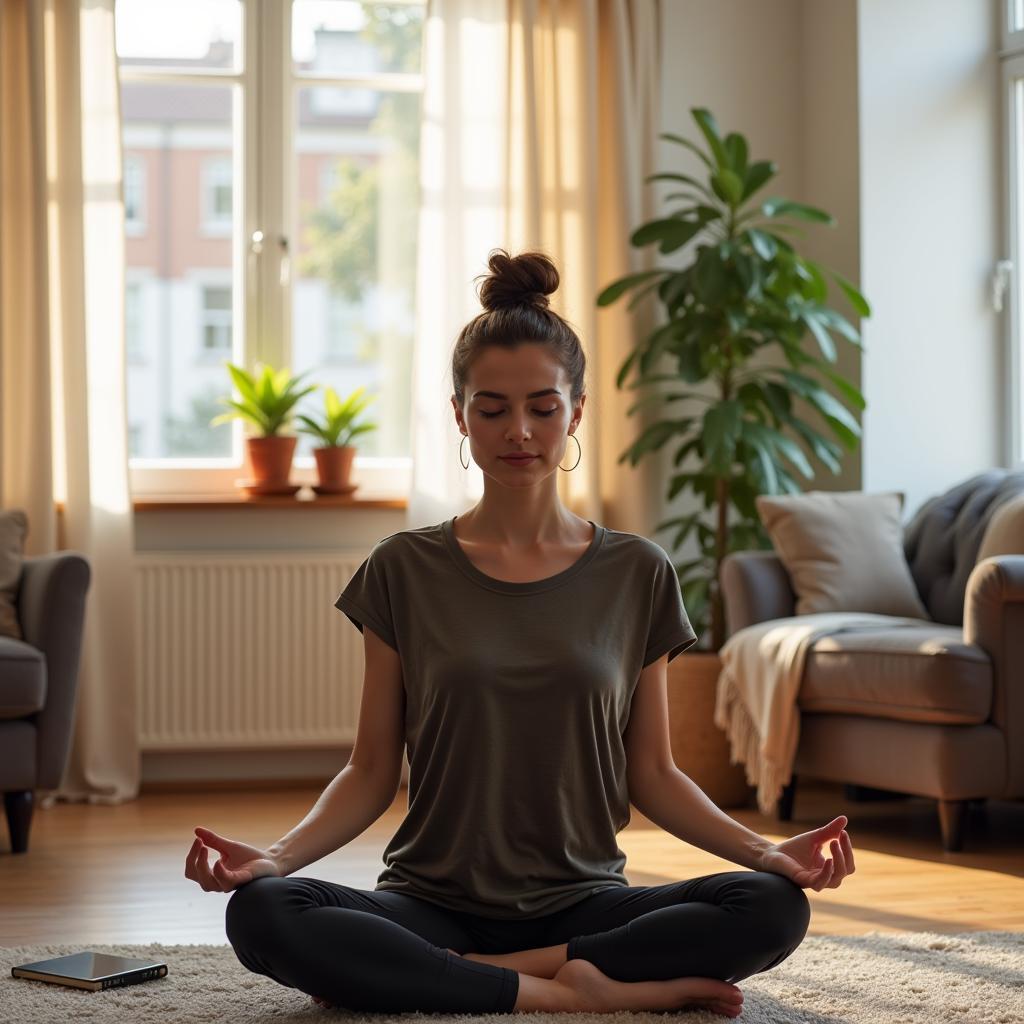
0;636;46;718
755;490;929;618
799;624;991;724
0;509;28;640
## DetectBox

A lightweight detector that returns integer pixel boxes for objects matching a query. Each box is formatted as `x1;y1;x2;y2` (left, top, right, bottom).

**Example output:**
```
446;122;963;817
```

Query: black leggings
225;869;811;1013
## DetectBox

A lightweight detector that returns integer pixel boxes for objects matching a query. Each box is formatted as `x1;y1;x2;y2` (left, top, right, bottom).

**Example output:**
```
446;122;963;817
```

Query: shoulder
363;521;446;566
599;525;673;572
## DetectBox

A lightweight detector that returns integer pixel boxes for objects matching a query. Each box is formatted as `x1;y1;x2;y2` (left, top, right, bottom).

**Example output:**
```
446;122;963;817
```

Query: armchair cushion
0;636;46;719
0;509;28;640
977;491;1024;561
800;624;991;724
755;491;929;618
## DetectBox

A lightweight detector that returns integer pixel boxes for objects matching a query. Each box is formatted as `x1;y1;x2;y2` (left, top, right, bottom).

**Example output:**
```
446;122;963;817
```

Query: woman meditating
185;249;855;1016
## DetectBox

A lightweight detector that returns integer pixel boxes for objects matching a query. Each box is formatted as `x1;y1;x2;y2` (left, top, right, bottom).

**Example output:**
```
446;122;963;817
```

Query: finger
841;829;856;873
195;826;221;849
827;839;843;880
812;856;835;891
827;838;847;887
197;844;221;891
184;836;201;880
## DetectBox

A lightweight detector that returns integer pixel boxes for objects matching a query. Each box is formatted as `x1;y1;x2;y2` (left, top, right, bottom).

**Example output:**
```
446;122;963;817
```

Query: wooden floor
2;777;1022;946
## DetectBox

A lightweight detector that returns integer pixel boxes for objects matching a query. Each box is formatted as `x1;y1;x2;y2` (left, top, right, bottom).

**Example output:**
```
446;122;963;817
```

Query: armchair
719;469;1024;851
0;551;91;853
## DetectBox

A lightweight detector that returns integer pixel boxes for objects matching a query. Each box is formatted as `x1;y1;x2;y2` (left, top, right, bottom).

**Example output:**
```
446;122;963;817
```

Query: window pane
115;0;241;71
292;86;420;461
122;79;238;459
293;1;424;75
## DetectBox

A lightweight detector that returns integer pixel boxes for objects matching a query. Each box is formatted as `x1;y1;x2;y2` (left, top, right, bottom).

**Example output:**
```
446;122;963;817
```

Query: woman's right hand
185;825;283;892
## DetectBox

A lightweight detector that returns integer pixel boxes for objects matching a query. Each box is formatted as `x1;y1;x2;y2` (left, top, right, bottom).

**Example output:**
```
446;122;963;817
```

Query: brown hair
451;248;587;408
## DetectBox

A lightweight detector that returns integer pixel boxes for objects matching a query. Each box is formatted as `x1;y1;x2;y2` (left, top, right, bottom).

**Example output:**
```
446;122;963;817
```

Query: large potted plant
597;107;869;806
211;362;317;494
295;385;379;495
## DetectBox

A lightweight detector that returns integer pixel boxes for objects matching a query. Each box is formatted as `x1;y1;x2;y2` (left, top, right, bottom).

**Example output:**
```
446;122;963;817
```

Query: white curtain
406;0;663;534
405;0;507;530
0;0;139;806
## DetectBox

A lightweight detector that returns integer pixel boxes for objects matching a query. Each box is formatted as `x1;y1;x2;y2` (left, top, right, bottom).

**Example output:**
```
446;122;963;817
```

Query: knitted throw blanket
713;611;929;815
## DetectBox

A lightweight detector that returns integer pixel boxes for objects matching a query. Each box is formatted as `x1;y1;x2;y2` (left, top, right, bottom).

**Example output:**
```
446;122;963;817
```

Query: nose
505;416;532;442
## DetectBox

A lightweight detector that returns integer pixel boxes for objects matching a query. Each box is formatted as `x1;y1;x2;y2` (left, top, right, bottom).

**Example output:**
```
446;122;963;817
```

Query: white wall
858;0;1002;516
799;0;862;495
656;0;1004;528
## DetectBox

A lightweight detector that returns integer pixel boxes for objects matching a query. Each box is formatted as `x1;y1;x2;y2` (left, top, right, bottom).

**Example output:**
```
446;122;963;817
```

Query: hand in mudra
185;825;282;892
759;814;856;891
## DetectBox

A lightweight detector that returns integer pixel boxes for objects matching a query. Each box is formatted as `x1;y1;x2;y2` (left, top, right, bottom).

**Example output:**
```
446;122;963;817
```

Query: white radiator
135;552;367;752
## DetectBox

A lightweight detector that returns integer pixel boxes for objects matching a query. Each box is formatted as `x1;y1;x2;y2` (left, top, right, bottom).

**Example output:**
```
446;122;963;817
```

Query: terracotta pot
665;649;754;809
245;434;297;486
313;445;356;492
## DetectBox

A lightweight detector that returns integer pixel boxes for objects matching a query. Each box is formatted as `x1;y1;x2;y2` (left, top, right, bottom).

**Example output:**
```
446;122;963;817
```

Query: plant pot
665;649;754;809
245;434;297;487
313;444;357;493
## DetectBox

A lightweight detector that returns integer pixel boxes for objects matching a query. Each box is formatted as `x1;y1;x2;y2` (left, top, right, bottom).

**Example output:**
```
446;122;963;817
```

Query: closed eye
479;408;558;418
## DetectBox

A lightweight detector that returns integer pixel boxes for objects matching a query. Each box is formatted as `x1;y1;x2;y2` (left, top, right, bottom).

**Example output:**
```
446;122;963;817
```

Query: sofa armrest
963;554;1024;798
15;552;91;789
720;550;796;637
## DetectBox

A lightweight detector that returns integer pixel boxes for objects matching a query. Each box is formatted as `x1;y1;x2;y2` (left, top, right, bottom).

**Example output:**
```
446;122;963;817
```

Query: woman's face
452;343;584;479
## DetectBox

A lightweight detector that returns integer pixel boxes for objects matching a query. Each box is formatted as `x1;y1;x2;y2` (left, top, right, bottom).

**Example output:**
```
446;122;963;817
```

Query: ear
450;395;465;429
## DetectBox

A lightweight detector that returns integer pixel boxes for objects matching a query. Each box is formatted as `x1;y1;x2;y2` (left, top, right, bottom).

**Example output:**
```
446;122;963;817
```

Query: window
1001;2;1024;462
116;0;425;494
202;158;234;235
124;154;146;234
201;285;233;353
125;281;144;362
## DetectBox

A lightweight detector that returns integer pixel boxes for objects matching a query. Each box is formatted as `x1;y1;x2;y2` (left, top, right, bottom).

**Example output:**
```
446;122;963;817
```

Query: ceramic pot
245;434;297;486
313;445;356;492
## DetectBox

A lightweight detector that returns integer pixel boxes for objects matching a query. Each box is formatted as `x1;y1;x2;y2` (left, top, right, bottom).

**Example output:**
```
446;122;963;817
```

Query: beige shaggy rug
3;931;1023;1023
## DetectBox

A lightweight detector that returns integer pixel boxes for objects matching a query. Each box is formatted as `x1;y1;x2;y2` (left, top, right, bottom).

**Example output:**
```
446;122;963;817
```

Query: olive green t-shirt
334;516;698;919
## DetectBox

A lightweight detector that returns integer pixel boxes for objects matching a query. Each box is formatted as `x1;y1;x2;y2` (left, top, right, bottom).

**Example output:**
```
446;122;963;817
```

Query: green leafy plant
597;107;870;652
210;362;317;437
295;385;379;448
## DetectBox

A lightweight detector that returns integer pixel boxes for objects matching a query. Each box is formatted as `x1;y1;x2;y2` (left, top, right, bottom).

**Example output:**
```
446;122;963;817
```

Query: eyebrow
471;389;562;400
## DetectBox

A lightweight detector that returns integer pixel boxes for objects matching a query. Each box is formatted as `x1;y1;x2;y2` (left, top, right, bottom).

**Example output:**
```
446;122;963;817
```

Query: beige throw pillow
977;492;1024;562
755;490;930;619
0;509;29;640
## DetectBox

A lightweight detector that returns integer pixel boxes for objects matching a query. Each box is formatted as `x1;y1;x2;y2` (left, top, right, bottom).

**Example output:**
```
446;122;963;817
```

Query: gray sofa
719;469;1024;852
0;552;91;853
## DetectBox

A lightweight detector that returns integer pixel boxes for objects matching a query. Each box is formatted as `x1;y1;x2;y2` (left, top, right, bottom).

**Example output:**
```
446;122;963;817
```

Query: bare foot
552;957;745;1017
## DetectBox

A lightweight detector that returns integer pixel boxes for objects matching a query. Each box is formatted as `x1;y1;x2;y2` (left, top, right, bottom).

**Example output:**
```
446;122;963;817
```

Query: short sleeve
335;544;398;652
643;548;698;666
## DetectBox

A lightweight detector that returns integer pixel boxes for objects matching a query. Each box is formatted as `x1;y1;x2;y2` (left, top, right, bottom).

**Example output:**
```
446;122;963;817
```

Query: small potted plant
295;384;379;495
211;362;317;494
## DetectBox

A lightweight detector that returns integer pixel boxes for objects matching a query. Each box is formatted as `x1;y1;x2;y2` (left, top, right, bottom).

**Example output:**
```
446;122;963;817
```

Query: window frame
1002;1;1024;465
124;0;421;497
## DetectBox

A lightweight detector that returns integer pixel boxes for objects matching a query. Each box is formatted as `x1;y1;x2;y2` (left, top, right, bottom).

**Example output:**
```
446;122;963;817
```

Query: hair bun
477;248;559;311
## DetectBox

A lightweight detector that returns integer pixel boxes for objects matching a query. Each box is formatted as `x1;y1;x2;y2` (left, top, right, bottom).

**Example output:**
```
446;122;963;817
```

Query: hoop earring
559;433;581;472
459;434;470;469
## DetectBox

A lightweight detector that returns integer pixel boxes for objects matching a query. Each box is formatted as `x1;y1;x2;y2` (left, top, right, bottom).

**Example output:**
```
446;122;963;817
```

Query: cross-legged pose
185;249;855;1017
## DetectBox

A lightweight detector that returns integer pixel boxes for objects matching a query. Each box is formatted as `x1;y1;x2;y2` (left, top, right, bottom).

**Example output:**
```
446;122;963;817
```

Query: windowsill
56;492;408;513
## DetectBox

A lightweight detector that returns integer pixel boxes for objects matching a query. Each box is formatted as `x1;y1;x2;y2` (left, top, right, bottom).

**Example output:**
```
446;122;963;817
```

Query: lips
500;455;538;463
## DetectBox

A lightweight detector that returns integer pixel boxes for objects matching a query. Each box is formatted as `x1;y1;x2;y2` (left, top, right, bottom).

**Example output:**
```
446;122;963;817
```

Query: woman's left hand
758;814;856;891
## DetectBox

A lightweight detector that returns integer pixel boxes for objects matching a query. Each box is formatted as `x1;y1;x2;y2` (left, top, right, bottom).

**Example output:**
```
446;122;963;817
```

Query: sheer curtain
0;0;139;806
406;0;663;533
